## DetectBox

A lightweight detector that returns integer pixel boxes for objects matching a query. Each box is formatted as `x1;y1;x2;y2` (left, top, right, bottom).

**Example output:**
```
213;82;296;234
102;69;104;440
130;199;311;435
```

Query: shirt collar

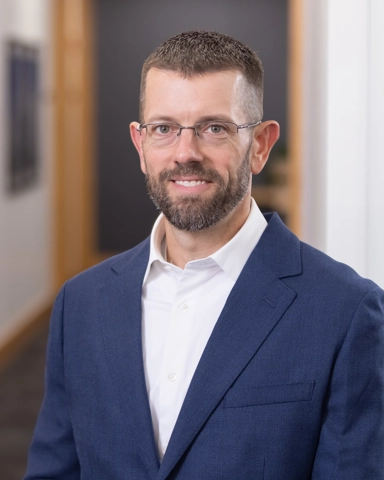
142;212;167;284
142;198;267;284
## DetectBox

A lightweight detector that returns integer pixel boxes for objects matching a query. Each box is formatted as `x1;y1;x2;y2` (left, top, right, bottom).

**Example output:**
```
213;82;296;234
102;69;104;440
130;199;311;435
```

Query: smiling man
25;31;384;480
130;66;278;265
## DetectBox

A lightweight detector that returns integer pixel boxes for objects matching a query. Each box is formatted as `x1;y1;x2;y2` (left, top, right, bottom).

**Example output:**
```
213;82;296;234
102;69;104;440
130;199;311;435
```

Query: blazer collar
257;212;302;278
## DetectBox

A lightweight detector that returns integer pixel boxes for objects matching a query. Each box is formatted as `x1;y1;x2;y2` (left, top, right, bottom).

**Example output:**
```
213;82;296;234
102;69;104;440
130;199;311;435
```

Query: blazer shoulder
262;214;380;297
64;236;150;292
298;239;381;298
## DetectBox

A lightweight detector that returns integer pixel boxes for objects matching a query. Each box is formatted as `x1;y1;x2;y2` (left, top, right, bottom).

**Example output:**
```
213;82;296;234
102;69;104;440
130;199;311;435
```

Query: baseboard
0;297;54;373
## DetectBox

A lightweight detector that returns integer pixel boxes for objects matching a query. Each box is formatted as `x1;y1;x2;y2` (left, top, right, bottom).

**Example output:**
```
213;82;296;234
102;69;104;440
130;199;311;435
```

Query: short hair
139;31;264;122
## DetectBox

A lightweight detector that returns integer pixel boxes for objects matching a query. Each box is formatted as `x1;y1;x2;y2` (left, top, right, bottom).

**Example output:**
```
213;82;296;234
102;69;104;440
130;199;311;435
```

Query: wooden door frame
53;0;98;287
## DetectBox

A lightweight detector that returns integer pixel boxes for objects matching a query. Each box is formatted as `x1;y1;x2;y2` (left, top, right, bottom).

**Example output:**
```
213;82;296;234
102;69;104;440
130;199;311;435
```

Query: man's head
130;31;279;233
139;31;264;123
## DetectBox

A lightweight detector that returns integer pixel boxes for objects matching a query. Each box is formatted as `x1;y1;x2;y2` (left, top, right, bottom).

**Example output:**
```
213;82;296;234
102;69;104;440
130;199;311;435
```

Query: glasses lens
196;122;237;143
144;123;179;146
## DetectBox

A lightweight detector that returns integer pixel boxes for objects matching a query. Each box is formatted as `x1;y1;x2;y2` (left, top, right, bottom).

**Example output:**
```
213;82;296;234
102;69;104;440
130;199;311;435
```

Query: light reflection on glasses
137;120;261;147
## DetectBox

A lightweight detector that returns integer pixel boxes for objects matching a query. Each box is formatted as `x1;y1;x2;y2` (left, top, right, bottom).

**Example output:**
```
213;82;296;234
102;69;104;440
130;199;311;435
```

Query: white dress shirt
141;198;267;460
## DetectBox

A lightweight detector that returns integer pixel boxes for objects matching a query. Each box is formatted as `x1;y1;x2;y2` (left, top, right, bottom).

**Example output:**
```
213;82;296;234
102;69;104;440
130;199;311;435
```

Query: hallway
0;320;49;480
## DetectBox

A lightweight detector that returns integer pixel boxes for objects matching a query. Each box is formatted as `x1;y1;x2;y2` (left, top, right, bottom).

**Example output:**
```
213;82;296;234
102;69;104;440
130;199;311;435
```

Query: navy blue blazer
25;214;384;480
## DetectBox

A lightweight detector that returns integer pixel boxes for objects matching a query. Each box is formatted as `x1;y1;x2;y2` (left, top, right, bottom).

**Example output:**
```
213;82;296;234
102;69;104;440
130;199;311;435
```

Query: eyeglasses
136;120;262;147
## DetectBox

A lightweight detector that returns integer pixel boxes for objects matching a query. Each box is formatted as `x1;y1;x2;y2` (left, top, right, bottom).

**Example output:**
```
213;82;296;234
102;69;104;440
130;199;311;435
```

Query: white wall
366;0;384;288
0;0;54;348
302;0;384;287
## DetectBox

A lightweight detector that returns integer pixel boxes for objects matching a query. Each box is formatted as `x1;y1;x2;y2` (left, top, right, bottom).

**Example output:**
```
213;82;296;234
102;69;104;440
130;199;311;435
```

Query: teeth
175;180;206;187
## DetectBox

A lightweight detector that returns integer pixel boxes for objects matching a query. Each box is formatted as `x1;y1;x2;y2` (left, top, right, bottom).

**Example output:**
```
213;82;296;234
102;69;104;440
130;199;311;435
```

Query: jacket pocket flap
224;382;314;408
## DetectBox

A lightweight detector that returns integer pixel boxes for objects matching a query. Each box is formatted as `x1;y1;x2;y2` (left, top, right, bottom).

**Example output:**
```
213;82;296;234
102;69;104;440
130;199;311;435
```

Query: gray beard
144;143;252;232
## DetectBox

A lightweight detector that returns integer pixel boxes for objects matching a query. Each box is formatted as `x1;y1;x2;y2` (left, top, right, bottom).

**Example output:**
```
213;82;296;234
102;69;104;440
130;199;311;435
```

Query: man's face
132;69;258;232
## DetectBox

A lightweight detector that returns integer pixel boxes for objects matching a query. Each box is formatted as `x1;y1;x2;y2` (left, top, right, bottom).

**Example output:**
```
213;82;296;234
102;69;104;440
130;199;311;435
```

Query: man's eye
154;125;172;135
206;124;227;134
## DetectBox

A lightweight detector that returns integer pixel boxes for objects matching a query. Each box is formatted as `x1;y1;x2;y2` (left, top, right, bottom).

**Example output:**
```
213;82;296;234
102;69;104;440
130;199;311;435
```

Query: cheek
213;161;237;185
141;149;161;176
143;146;171;169
214;150;244;178
204;141;241;166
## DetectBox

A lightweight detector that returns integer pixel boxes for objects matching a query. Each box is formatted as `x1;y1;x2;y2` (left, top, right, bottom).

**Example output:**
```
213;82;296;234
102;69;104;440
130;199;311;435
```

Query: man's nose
173;127;204;164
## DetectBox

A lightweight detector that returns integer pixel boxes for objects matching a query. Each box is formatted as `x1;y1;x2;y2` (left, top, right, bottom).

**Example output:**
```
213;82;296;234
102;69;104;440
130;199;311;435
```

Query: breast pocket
224;382;315;408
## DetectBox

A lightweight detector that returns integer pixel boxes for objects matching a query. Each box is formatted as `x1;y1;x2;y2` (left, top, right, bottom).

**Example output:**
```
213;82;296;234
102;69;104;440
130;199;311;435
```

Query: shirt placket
158;267;194;456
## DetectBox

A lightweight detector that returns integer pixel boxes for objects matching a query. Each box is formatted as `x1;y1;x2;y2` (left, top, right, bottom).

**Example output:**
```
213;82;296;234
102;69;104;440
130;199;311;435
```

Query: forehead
143;68;247;123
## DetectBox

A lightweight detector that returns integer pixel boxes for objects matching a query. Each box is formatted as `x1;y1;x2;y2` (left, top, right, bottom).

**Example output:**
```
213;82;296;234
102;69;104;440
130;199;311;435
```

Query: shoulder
287;239;384;330
62;236;150;295
269;226;384;344
262;213;380;298
262;213;382;312
299;240;379;296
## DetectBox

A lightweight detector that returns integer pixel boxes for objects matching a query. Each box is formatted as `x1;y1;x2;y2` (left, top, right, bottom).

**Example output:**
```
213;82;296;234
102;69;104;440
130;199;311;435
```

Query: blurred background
0;0;383;478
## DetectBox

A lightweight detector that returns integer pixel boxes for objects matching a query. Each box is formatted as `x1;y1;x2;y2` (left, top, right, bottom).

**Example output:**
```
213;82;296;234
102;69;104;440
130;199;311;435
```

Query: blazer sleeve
312;286;384;479
24;282;80;480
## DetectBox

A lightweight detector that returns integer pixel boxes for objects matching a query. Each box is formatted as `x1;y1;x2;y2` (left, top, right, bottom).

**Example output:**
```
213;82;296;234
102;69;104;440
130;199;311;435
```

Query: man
25;31;384;480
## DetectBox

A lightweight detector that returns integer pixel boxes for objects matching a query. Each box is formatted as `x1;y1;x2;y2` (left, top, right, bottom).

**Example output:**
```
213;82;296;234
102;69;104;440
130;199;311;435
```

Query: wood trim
53;0;65;289
53;0;101;287
288;0;303;236
82;0;115;268
83;0;102;269
0;302;52;374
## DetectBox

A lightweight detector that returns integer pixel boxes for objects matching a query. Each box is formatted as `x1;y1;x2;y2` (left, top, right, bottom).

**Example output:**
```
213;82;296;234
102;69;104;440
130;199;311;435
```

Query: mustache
158;164;224;185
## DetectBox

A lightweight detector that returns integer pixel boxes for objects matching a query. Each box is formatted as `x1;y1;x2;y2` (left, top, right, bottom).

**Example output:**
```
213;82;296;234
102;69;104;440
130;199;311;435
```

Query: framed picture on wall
7;41;40;194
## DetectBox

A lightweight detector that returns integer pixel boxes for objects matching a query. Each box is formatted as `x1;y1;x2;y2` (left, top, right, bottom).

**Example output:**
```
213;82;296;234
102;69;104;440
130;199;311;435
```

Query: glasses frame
136;120;262;141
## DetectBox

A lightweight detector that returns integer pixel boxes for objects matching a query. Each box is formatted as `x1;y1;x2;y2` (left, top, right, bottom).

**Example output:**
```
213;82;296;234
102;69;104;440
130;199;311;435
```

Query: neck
164;194;252;269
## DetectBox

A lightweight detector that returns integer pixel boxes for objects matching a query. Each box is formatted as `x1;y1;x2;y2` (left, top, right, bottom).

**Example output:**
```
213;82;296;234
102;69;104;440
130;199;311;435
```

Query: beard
144;143;252;232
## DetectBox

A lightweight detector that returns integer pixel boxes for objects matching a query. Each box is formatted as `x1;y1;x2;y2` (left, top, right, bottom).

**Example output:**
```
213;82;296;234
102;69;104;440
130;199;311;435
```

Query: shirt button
164;265;172;271
168;373;177;382
179;303;189;313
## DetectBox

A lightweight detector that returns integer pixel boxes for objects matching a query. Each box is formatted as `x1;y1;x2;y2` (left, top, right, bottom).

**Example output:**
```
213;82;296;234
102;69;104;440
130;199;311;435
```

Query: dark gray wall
94;0;288;251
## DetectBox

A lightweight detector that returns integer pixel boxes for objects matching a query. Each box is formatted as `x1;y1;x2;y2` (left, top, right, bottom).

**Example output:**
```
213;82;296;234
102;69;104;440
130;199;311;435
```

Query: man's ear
250;121;280;175
130;122;147;174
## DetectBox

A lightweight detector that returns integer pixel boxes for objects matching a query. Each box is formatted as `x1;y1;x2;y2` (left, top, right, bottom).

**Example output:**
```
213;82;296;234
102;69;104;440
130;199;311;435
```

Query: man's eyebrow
144;115;179;124
197;115;235;123
144;114;236;124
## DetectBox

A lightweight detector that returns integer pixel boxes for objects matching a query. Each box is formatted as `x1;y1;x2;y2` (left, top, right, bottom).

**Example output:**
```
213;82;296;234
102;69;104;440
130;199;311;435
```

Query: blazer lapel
157;214;302;480
100;240;160;478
